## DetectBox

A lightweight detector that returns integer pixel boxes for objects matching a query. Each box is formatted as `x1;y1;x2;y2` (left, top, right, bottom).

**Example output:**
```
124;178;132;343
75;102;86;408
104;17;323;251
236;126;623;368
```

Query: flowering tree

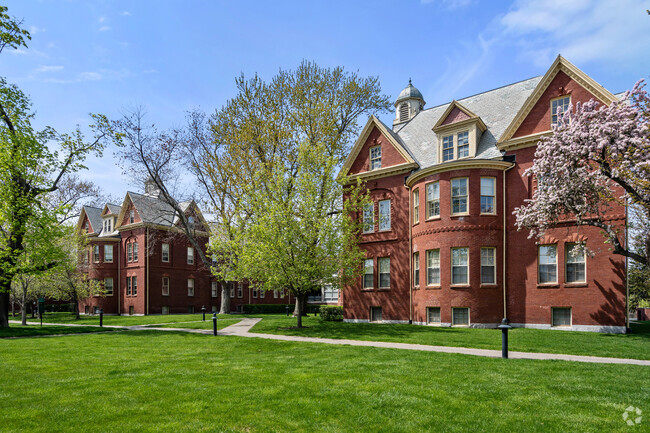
515;80;650;266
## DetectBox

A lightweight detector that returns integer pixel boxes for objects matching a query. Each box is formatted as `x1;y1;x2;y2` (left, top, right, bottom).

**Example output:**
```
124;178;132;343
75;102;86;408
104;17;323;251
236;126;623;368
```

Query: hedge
319;306;343;321
242;304;322;314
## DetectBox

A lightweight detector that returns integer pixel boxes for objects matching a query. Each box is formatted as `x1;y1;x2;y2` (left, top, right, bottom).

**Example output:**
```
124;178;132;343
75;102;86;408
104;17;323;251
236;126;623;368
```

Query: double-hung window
480;247;496;284
162;277;170;296
451;178;468;215
93;245;100;262
426;182;440;218
187;279;194;297
370;146;382;170
480;177;496;214
133;243;139;262
162;243;169;262
457;131;469;158
378;200;391;231
378;257;390;289
104;277;113;296
426;249;440;286
237;283;243;298
451;247;469;285
413;189;419;224
129;210;135;224
565;243;586;283
187;247;194;265
551;96;571;125
127;243;132;262
363;203;374;233
538;245;557;284
104;245;113;263
363;259;374;289
413;252;419;287
126;276;132;296
132;276;137;296
442;135;454;162
211;282;218;297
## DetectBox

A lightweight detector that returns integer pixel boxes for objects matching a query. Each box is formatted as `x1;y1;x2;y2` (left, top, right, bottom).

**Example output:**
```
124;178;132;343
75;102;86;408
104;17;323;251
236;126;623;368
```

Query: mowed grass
251;315;650;360
0;324;118;338
24;312;210;326
148;318;242;330
0;331;648;433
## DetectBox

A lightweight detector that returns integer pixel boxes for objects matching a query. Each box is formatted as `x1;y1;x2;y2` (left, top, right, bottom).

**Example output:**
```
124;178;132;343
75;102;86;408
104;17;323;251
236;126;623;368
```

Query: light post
202;305;206;321
212;312;217;336
99;309;104;327
498;318;512;359
285;305;290;317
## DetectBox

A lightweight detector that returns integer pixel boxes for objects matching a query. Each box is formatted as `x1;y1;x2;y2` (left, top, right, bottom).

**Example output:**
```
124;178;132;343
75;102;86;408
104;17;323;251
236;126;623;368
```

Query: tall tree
209;61;390;327
514;80;650;266
0;9;113;326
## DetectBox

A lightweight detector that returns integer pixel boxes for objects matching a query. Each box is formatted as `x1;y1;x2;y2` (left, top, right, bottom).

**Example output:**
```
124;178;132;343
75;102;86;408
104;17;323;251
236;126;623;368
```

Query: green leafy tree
0;9;113;326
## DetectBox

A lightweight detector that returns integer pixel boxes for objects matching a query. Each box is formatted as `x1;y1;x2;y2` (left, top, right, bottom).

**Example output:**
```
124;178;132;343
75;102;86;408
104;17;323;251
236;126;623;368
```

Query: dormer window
370;146;381;170
433;101;486;164
551;95;570;125
129;210;135;224
442;136;454;162
399;103;409;122
457;131;469;158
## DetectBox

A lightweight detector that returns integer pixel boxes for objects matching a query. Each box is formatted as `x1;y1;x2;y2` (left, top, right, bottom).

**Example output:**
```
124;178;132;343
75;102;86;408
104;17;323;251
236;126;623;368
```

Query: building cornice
344;162;419;184
498;131;551;152
117;222;209;237
405;160;513;187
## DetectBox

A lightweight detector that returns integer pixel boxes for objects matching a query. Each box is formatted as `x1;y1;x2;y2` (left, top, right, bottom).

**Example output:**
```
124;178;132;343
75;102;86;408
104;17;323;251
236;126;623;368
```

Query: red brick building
340;56;627;333
77;179;295;315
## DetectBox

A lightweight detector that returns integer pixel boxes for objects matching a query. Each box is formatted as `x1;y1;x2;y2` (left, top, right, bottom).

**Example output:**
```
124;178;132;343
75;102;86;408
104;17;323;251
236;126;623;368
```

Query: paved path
7;319;650;366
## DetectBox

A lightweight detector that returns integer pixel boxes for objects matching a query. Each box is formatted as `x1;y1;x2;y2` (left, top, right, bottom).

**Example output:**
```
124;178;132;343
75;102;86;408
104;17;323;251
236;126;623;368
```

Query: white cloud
498;0;650;67
98;16;106;23
34;65;64;73
98;26;111;32
78;72;103;81
28;26;45;35
420;0;472;9
121;11;131;16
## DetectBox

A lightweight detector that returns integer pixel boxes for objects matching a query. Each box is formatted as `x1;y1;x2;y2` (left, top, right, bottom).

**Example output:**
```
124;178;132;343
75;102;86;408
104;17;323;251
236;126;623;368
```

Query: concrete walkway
7;319;650;366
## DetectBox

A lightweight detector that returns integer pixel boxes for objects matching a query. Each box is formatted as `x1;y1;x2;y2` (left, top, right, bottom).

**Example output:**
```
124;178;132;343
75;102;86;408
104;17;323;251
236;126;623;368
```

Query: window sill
413;222;420;227
564;282;587;288
361;288;374;292
162;294;170;297
480;284;498;288
362;231;375;235
377;288;391;291
450;285;470;289
425;285;441;290
426;216;441;221
537;284;559;289
378;229;392;233
479;213;497;217
104;261;113;264
413;286;420;290
450;213;470;218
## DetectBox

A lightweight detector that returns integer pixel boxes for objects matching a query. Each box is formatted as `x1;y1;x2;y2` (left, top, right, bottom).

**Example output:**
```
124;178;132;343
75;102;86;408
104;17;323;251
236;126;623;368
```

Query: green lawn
0;324;118;338
148;318;242;330
250;315;650;360
24;312;217;326
1;331;648;433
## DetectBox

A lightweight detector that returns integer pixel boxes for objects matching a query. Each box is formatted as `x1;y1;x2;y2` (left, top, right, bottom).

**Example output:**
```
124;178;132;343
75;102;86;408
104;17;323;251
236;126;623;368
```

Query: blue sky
3;0;650;199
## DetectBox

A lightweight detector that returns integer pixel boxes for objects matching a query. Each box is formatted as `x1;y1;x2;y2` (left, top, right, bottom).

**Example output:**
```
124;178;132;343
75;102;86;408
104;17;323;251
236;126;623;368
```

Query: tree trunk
219;283;231;314
74;296;80;320
21;286;27;326
296;293;306;328
11;299;15;318
0;289;9;327
293;294;308;317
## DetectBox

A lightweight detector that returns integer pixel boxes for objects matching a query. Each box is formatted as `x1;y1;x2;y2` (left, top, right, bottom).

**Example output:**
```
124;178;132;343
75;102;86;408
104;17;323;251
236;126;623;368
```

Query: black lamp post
99;309;104;328
285;305;290;317
498;318;512;359
212;312;217;336
201;305;206;321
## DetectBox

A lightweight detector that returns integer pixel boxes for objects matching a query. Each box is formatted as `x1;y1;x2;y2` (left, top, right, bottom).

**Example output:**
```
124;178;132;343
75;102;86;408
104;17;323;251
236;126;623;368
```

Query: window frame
456;131;469;159
551;307;572;327
480;247;496;285
413;189;419;224
363;258;374;289
426;307;441;325
127;243;132;262
369;145;382;170
161;243;170;263
480;177;496;215
426;181;440;219
442;135;454;162
162;276;170;296
211;281;218;298
187;278;194;297
413;252;419;288
104;277;114;296
187;247;194;265
565;243;586;284
132;276;137;296
451;247;469;286
93;244;100;263
133;242;138;262
237;282;243;298
129;210;135;224
378;257;390;289
451;177;469;216
551;95;571;126
362;203;374;234
538;244;558;285
104;244;113;263
378;199;391;231
452;307;470;326
426;249;440;287
126;276;132;296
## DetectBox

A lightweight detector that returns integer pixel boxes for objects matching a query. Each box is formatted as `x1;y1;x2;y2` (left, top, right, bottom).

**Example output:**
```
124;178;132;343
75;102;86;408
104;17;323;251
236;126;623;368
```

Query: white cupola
394;79;426;126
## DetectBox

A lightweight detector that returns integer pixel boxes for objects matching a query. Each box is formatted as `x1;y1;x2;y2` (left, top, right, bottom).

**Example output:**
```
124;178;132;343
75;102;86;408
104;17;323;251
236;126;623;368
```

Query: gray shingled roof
83;206;103;233
127;192;192;227
393;76;542;170
106;203;121;215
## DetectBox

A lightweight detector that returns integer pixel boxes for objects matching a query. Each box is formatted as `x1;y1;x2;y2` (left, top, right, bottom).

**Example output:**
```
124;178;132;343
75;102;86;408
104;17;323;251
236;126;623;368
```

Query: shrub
242;304;294;314
319;306;343;321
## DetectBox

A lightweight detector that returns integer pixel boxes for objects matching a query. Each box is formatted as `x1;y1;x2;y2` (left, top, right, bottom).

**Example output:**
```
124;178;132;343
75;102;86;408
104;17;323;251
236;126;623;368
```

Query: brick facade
341;57;627;332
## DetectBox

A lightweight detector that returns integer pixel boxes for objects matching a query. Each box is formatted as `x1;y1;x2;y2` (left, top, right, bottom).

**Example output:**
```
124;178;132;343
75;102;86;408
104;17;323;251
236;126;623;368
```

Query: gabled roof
432;100;487;132
77;206;102;234
339;115;417;179
115;192;209;232
392;76;542;170
101;203;121;217
498;55;618;146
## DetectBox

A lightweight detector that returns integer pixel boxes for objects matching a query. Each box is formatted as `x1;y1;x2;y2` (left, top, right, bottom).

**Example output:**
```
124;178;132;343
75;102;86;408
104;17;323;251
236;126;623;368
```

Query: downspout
503;163;515;321
117;241;121;315
146;227;150;316
406;176;412;325
625;198;629;333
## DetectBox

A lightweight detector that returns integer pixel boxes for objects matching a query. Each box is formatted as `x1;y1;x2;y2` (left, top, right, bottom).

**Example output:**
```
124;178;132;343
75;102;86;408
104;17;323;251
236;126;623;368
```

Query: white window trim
426;181;440;220
451;307;470;326
451;177;469;216
104;277;114;296
104;245;113;263
362;203;375;234
162;277;170;296
413;252;419;288
378;257;390;289
369;145;382;170
378;199;391;232
451;247;469;286
551;95;571;126
187;278;194;297
211;282;218;298
162;243;170;263
480;247;497;285
426;307;441;325
187;247;194;265
426;249;440;287
413;189;419;224
565;243;587;284
538;244;558;285
551;307;572;327
480;176;497;215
